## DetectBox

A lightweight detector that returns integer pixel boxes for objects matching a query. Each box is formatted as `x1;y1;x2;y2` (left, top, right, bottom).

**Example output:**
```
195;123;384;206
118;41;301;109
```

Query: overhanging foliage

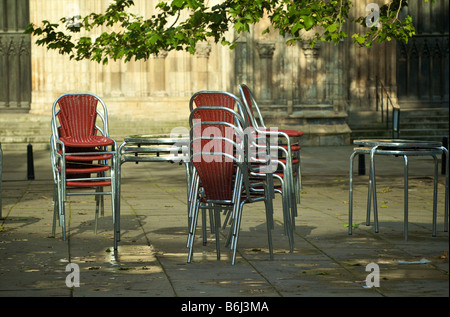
25;0;430;64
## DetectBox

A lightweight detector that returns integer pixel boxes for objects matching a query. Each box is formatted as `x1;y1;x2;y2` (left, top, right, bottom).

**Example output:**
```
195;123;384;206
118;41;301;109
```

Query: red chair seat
279;158;299;165
258;127;303;137
60;135;115;148
66;180;112;188
58;150;113;162
277;129;303;137
279;144;302;152
60;165;110;174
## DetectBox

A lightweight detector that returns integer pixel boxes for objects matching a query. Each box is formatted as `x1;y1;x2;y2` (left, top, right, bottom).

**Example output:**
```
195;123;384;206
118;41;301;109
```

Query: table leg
348;151;357;235
366;159;372;226
403;155;408;241
0;143;2;219
184;161;191;217
432;154;438;237
202;206;207;246
370;146;379;233
442;146;449;232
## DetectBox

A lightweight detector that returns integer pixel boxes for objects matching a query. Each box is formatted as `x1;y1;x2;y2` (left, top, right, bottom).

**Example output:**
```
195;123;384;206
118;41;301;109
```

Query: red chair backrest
57;94;99;141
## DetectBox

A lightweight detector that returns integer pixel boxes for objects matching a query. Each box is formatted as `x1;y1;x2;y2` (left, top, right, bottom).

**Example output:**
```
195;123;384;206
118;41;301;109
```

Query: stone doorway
396;0;449;108
0;0;31;113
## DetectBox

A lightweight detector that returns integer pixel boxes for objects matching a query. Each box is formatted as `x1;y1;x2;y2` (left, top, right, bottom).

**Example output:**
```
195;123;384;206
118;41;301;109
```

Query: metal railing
376;76;401;139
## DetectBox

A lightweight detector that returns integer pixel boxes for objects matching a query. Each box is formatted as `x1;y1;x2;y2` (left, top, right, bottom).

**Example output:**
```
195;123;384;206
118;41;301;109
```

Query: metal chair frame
243;128;296;249
239;84;303;199
238;85;299;242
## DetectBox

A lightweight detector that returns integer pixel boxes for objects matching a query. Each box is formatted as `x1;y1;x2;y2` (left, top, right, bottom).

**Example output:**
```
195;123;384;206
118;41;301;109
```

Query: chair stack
186;89;303;264
239;84;303;236
50;93;120;250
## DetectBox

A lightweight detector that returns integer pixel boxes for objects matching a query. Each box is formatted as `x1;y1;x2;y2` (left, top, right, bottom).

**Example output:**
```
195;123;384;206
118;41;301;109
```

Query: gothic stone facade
1;0;448;145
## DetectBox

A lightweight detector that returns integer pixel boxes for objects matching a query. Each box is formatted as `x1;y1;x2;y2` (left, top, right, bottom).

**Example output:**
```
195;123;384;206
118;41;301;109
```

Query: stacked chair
239;85;303;197
50;93;120;250
239;84;303;230
186;90;300;264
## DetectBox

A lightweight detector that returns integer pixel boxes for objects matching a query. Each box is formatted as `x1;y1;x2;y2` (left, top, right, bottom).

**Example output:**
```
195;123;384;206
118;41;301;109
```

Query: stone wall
27;0;400;145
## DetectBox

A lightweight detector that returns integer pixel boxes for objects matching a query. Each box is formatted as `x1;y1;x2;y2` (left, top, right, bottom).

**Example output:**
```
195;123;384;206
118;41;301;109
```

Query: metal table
119;136;189;164
348;139;449;240
116;135;190;241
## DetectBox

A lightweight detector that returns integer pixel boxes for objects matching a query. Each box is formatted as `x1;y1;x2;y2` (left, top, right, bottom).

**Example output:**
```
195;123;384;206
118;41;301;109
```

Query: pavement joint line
67;206;77;298
63;202;83;297
292;228;386;296
214;226;285;297
235;248;284;297
145;175;188;206
1;180;32;226
123;195;179;297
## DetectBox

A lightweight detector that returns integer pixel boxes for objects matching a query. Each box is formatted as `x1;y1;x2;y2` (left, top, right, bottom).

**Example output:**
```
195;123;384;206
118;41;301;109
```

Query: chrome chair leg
432;154;438;237
370;146;379;233
348;150;357;235
441;146;449;232
403;155;408;241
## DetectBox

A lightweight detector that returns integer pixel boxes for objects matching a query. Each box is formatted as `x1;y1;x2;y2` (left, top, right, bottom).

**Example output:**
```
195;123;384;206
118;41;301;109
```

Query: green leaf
326;23;339;33
172;0;185;9
292;21;304;34
302;16;314;30
234;21;244;32
352;34;365;44
148;33;162;45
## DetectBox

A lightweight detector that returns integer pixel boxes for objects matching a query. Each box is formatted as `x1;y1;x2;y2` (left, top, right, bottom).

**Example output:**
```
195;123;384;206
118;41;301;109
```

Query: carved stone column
194;42;211;91
19;36;32;109
149;50;168;96
256;42;275;101
234;40;250;90
302;43;323;104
